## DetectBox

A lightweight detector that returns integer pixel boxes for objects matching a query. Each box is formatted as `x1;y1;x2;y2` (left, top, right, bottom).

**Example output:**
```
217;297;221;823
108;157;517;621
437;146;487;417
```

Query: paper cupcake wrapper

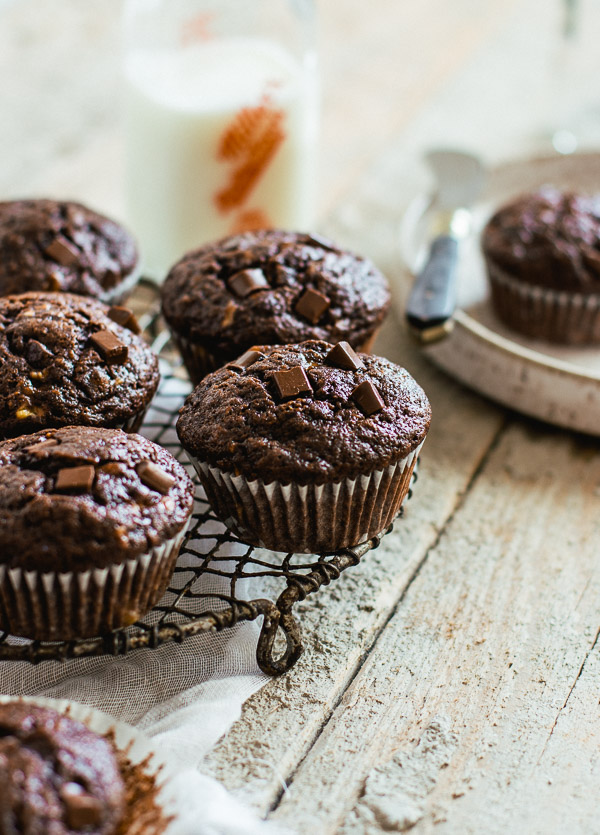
100;264;142;306
0;697;185;834
115;403;151;433
172;330;384;387
187;442;423;554
487;262;600;344
0;522;189;642
172;334;222;385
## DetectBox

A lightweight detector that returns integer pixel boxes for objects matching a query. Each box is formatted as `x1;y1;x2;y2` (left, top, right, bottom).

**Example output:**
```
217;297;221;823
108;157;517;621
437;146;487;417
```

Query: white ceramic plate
397;151;600;436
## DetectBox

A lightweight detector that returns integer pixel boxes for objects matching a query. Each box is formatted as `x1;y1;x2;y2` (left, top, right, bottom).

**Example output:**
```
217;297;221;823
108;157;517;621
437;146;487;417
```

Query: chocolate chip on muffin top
0;426;194;572
482;186;600;293
177;340;431;484
161;229;391;361
0;199;138;301
0;702;125;835
0;292;159;439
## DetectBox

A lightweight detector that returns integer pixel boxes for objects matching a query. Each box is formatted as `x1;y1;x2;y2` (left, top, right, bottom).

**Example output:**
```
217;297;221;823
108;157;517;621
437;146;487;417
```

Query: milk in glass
124;36;318;279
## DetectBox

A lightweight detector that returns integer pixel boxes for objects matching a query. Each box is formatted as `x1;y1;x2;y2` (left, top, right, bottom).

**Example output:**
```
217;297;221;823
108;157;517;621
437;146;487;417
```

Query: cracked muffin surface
0;702;125;835
0;199;138;302
0;292;159;439
0;426;194;571
161;229;391;378
482;186;600;343
482;186;600;292
177;339;431;484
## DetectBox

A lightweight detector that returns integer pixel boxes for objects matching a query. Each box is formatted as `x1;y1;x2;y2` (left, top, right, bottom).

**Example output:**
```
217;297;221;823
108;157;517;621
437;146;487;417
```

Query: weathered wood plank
264;424;600;833
0;0;121;197
317;0;519;213
512;638;600;834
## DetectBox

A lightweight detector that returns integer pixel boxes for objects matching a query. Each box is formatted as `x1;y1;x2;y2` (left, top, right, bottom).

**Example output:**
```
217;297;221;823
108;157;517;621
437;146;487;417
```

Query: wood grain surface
2;0;599;833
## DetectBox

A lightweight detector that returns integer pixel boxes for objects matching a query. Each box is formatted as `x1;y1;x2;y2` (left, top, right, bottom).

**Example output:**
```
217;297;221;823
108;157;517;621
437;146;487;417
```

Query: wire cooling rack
0;281;404;676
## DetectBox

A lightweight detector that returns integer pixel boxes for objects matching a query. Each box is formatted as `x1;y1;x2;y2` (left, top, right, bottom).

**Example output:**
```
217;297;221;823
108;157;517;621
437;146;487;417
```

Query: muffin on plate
177;339;430;553
0;426;194;640
161;229;391;383
0;292;159;439
482;186;600;343
0;198;139;303
0;701;125;834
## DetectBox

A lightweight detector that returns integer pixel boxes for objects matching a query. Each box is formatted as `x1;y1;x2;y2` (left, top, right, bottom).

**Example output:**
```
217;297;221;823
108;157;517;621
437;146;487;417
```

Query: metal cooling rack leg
256;603;303;676
254;532;392;676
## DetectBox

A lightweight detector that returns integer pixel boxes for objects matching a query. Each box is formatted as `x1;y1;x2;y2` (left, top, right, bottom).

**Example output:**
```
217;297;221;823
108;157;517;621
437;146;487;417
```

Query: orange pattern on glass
214;97;286;229
180;13;215;47
230;208;273;234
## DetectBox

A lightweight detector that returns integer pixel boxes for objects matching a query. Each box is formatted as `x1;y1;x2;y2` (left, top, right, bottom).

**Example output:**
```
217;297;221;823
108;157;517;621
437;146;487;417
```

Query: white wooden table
2;1;600;832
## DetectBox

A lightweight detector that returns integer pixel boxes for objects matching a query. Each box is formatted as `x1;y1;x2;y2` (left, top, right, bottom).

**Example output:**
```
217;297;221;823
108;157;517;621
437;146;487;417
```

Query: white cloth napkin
0;372;284;833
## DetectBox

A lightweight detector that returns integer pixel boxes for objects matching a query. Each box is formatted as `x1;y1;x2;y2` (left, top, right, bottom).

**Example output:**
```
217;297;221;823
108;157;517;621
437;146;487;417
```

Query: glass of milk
122;0;318;281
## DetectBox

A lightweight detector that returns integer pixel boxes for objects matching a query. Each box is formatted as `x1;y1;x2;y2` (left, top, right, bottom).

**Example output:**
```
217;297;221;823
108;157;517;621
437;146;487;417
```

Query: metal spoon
405;149;485;343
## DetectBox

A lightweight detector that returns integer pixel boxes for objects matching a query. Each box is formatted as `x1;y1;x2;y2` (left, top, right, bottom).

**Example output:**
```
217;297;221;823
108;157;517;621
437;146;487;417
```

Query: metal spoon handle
405;234;458;340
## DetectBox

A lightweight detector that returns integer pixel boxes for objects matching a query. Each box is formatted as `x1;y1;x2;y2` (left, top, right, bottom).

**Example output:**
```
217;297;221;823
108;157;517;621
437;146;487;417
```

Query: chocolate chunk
107;305;141;334
44;235;80;266
136;460;176;494
326;341;364;371
45;272;62;291
273;366;312;401
221;300;237;328
306;233;338;251
23;438;58;455
351;380;385;416
294;288;331;324
90;330;128;364
25;339;54;367
66;206;86;226
55;465;95;492
227;349;264;372
61;787;103;830
227;268;269;298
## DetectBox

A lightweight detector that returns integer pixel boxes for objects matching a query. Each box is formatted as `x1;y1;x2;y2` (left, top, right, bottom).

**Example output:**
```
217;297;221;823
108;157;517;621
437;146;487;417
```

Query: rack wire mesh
0;281;403;675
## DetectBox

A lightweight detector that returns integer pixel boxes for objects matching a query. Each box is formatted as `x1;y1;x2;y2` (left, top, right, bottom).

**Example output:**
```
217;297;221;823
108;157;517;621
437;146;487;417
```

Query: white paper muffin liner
0;522;189;642
172;334;222;384
115;403;152;433
487;261;600;344
100;263;142;306
187;442;424;554
0;696;185;834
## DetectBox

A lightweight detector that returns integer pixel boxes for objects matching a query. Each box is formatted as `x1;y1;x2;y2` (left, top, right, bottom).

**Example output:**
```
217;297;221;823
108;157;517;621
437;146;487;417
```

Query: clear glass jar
122;0;318;280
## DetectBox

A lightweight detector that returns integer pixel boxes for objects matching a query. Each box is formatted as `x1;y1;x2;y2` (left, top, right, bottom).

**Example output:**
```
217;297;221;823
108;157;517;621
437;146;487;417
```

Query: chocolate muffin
177;339;430;553
0;199;139;303
0;426;194;640
482;186;600;343
161;229;391;383
0;292;159;439
0;702;125;834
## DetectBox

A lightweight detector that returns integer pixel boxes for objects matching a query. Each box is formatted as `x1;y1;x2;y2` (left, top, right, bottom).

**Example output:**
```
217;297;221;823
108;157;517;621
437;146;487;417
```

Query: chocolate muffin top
0;292;159;439
177;340;431;484
161;229;391;359
482;186;600;293
0;199;138;302
0;701;124;835
0;426;194;571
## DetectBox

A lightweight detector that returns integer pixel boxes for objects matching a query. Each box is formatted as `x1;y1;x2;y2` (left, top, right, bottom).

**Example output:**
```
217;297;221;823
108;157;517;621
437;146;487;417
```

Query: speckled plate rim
396;150;600;436
0;695;183;832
